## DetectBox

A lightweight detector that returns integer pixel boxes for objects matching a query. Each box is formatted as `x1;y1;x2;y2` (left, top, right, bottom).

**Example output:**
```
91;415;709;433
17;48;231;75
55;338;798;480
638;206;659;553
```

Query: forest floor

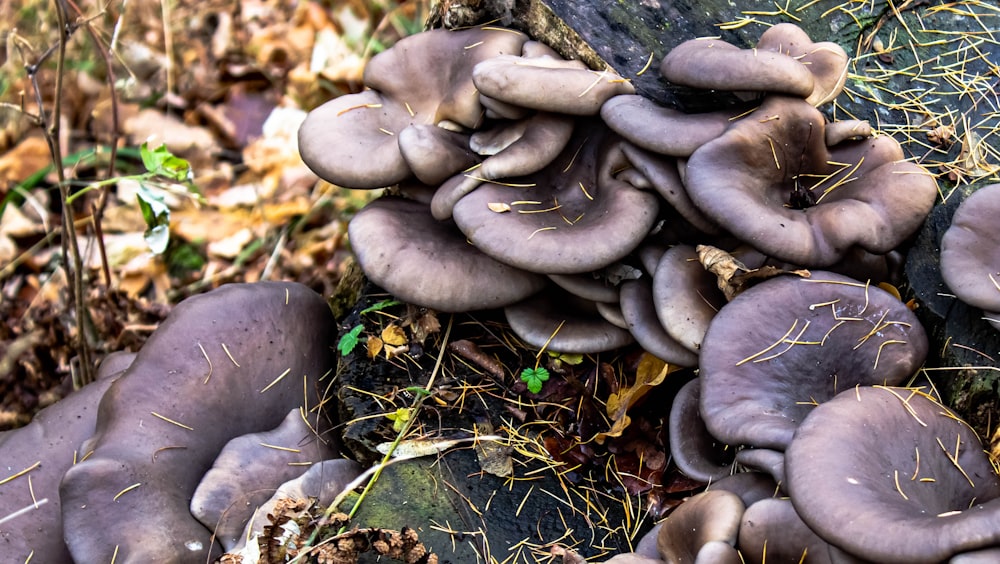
0;0;426;429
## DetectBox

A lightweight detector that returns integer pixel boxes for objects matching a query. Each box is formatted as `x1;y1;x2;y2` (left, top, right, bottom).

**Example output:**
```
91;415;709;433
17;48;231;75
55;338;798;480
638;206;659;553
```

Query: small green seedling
520;366;550;394
337;324;365;356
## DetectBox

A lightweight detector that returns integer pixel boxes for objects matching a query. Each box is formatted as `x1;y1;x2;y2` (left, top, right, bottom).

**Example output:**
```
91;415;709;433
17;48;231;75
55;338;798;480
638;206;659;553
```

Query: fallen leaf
381;324;407;346
595;353;679;443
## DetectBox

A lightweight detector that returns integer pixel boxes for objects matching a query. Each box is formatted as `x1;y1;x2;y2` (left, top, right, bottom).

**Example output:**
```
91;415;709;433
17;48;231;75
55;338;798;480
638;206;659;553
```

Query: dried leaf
595;353;678;443
488;202;511;213
958;130;1000;178
367;336;384;359
697;244;810;300
381;324;407;346
474;420;512;477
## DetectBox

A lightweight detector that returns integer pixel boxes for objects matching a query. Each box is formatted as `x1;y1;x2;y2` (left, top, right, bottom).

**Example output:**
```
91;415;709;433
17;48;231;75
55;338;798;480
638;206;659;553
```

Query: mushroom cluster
610;385;1000;563
299;23;937;364
0;282;352;562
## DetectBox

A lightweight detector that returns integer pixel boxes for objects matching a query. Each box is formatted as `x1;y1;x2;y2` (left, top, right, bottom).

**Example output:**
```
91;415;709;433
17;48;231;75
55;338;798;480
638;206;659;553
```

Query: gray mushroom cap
940;183;1000;317
668;378;735;482
684;95;938;267
652;245;728;355
755;23;849;106
785;386;1000;563
739;498;869;564
452;122;659;274
473;47;635;115
656;490;744;564
601;95;733;158
505;290;634;353
660;38;815;98
190;408;336;550
348;197;547;312
0;374;117;563
699;272;928;451
620;279;699;367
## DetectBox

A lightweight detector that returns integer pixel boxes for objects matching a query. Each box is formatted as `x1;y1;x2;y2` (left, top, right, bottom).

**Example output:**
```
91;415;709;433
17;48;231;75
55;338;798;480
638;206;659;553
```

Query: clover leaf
520;366;550;394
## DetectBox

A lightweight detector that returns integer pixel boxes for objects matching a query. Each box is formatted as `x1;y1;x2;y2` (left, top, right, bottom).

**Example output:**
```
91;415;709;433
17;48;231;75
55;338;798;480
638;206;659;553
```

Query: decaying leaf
958;129;1000;178
595;353;679;443
473;420;512;477
367;335;384;359
697;244;810;300
381;324;407;346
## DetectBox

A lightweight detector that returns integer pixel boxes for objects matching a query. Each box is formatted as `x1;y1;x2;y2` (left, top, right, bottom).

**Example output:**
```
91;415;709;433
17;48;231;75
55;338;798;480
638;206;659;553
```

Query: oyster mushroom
940;183;1000;331
785;386;1000;562
59;282;337;563
698;272;928;451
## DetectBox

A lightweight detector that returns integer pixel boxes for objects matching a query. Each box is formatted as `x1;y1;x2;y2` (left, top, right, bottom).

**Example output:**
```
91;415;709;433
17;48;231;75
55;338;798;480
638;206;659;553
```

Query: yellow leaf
381;324;407;346
596;353;679;443
367;336;383;359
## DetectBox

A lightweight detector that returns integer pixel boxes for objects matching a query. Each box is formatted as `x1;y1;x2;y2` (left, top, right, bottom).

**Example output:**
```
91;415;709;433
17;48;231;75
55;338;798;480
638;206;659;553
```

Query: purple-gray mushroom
0;369;120;563
348;197;546;312
190;408;338;550
786;386;1000;562
59;281;337;563
699;272;928;451
940;183;1000;331
452;122;659;274
683;95;937;267
668;378;734;483
299;27;527;188
505;289;634;354
656;490;743;564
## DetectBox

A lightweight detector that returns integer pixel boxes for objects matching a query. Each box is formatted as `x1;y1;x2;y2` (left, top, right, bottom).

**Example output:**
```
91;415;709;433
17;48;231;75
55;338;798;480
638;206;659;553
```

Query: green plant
520;366;550;394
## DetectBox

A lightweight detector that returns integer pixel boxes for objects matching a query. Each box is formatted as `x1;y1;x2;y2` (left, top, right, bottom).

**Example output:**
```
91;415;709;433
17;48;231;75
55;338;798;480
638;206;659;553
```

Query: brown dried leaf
697;244;809;300
367;336;384;359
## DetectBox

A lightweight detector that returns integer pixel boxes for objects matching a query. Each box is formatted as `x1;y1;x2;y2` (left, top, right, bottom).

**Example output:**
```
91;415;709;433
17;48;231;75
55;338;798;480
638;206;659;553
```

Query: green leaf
360;299;401;315
520;367;551;394
140;142;192;182
338;324;365;356
136;185;171;254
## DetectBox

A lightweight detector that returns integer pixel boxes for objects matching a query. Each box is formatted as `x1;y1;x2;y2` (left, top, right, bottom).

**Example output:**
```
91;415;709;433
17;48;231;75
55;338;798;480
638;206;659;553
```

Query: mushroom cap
652;244;728;354
785;386;1000;563
431;112;576;221
733;447;786;486
668;378;735;482
473;50;634;115
756;23;849;106
660;38;815;98
707;472;780;507
452;121;659;274
548;272;620;303
699;272;928;451
600;95;733;158
620;279;699;367
398;124;478;186
620;143;721;235
940;184;1000;312
59;282;337;563
505;289;634;353
190;408;336;550
299;90;413;188
0;375;117;563
656;490;744;563
365;28;528;129
738;498;864;564
684;96;938;267
348;197;547;312
299;27;528;189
